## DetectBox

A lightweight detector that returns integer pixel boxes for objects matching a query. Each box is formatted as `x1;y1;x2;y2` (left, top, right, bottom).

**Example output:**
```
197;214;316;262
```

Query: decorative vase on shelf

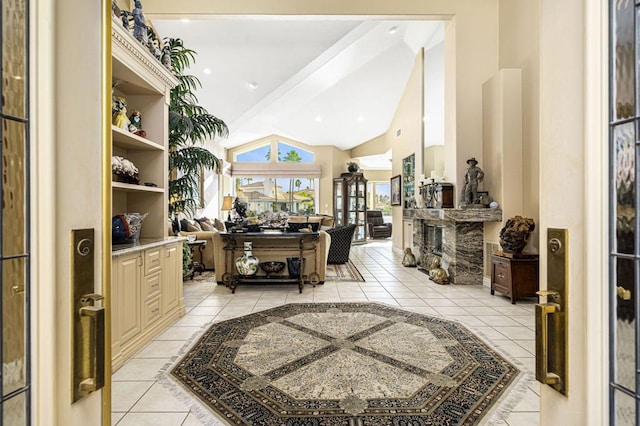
235;241;259;276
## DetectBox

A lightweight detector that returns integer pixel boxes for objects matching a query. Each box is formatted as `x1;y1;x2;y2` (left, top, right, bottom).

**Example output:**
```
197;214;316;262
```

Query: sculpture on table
461;157;485;207
232;198;248;222
428;257;449;285
499;216;535;255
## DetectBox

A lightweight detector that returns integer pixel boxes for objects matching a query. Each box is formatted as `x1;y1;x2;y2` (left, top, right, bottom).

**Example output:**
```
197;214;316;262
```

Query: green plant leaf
166;38;229;217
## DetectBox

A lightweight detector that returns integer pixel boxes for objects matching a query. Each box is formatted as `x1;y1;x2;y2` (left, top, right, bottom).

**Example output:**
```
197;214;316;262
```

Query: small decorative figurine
128;110;146;137
132;0;147;44
120;10;131;30
461;157;485;207
111;0;121;19
428;257;449;285
112;97;130;130
402;248;417;267
162;45;172;70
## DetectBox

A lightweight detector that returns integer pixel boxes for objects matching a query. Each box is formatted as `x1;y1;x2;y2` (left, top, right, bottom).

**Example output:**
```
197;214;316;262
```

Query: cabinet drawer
144;248;162;276
143;272;161;300
492;260;511;287
144;297;162;328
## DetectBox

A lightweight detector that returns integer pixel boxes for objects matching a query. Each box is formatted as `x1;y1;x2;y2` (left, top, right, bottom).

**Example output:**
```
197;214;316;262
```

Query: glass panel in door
610;0;640;423
1;0;30;423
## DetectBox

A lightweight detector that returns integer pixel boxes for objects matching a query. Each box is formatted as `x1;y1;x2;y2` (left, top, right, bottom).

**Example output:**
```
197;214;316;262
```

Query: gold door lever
536;290;560;301
536;302;562;385
617;286;632;301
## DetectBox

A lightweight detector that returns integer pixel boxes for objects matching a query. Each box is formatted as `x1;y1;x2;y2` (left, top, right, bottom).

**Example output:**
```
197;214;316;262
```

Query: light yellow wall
351;134;388;158
482;69;524;248
498;0;540;253
362;170;392;182
424;145;444;178
384;52;424;250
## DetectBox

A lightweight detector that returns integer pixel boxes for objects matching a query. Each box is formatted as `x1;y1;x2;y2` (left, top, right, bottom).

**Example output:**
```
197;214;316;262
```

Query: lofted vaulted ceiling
152;18;444;168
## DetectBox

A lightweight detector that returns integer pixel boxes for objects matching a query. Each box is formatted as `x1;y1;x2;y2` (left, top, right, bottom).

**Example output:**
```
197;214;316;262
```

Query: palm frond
166;37;229;217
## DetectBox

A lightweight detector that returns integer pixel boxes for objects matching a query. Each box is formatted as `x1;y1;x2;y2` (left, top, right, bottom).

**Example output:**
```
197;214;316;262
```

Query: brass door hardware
535;228;568;395
11;284;25;295
616;286;632;301
72;229;105;402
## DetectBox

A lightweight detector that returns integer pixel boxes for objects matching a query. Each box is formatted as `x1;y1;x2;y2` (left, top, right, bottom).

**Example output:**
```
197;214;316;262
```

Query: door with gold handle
535;229;568;395
72;229;106;402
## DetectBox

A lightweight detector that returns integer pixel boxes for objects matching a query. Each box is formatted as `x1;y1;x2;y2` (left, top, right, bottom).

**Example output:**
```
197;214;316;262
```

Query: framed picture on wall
391;174;402;206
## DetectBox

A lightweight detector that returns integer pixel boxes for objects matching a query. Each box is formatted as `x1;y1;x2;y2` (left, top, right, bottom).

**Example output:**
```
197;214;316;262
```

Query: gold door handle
536;290;560;301
78;304;105;393
535;302;562;385
11;284;25;295
617;286;632;301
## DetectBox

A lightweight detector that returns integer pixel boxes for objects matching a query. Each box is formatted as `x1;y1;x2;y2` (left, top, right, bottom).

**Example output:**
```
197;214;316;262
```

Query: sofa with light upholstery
212;230;331;285
172;217;226;271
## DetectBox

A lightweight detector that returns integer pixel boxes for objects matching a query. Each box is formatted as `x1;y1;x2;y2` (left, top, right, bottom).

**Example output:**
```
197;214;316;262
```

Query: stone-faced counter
404;208;502;285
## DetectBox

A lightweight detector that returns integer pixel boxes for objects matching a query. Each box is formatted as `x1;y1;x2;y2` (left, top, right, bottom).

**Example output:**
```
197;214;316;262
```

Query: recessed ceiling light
315;116;322;123
203;68;211;75
357;115;365;122
181;18;190;23
247;81;258;90
388;26;398;35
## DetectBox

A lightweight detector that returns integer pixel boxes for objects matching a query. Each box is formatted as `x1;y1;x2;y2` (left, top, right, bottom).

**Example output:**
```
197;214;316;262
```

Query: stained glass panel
2;118;26;257
614;257;636;392
614;0;634;120
615;389;636;426
2;392;26;426
614;123;635;254
1;0;26;119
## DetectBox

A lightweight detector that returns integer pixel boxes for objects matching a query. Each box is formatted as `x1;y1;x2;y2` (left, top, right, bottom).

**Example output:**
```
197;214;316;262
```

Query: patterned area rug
325;260;365;282
171;303;521;425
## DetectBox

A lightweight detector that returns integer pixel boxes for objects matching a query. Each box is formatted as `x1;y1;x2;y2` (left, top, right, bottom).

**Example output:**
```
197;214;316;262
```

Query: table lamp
222;195;233;221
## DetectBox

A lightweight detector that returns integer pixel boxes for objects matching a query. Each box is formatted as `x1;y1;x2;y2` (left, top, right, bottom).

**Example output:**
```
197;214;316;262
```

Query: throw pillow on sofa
180;219;202;232
214;218;226;231
199;220;214;231
288;222;320;232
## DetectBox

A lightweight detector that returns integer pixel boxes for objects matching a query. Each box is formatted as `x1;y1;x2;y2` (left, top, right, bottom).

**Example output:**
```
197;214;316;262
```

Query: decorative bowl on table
259;261;286;276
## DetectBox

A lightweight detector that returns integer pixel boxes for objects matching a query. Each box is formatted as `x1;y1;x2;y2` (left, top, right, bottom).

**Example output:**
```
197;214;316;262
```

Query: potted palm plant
164;38;228;219
163;38;228;277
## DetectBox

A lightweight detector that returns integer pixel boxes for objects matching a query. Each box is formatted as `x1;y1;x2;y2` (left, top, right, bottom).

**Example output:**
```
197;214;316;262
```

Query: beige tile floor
112;241;540;426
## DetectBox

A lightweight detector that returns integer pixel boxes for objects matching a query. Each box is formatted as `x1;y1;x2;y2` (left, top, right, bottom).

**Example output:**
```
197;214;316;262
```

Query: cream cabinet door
116;253;142;344
163;243;181;313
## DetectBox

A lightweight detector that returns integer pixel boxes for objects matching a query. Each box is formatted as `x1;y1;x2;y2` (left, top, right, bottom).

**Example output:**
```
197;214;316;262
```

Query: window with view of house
367;182;392;221
232;142;318;216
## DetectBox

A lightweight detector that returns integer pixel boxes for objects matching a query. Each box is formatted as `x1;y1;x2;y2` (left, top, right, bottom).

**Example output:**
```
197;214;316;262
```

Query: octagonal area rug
171;303;523;425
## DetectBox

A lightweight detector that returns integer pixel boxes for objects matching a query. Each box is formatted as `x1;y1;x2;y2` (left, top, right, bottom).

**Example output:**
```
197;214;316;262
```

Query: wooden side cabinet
490;253;539;304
